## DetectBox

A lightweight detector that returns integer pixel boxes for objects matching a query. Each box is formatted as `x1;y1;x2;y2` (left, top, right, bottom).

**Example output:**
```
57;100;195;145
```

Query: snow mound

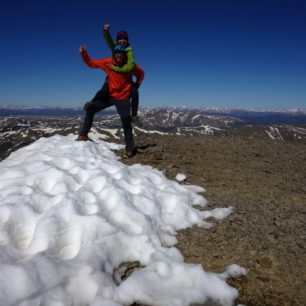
0;134;245;306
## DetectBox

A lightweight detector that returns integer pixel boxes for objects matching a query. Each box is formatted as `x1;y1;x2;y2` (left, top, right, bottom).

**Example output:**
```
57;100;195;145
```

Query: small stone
257;255;273;268
257;275;270;282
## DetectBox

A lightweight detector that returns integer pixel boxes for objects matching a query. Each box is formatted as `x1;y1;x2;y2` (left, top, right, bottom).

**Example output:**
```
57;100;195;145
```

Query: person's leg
130;84;139;117
130;84;143;127
92;78;109;102
79;99;112;137
83;77;109;111
113;99;135;152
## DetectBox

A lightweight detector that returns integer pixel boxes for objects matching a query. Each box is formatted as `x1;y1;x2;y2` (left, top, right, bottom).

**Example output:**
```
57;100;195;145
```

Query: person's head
112;44;127;66
116;30;129;47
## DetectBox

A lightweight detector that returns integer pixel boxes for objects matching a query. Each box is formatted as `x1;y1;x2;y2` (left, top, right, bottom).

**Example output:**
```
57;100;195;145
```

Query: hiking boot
77;135;89;141
123;148;137;158
131;116;143;127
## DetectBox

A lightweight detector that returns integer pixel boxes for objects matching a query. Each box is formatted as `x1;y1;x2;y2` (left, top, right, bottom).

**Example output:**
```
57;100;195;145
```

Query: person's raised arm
79;44;106;69
103;24;115;50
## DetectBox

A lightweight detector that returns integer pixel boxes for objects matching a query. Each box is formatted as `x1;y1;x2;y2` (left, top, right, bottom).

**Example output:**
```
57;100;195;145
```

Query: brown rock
257;255;273;268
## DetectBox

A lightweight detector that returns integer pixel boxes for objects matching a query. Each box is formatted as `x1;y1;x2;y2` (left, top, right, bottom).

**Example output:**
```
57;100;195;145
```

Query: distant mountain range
1;105;306;125
1;106;306;160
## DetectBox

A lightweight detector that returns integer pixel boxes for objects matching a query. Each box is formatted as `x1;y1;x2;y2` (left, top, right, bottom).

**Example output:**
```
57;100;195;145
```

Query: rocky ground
118;132;306;306
1;120;305;306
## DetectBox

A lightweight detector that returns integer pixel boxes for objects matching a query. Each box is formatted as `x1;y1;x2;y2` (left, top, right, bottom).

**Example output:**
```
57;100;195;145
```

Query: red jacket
81;50;144;101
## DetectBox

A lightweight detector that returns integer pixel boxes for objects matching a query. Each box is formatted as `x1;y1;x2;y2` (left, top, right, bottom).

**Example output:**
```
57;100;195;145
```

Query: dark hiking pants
83;79;110;111
130;84;139;117
86;80;139;117
80;99;134;151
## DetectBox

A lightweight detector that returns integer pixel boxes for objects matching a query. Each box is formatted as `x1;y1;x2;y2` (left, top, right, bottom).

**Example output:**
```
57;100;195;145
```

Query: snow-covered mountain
1;107;306;161
1;105;306;124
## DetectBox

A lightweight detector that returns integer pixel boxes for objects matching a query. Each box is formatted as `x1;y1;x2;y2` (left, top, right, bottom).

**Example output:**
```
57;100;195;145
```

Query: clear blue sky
1;0;305;109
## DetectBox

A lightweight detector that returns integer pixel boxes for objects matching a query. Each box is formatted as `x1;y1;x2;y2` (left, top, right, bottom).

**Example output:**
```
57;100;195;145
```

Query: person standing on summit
78;44;144;158
85;24;141;126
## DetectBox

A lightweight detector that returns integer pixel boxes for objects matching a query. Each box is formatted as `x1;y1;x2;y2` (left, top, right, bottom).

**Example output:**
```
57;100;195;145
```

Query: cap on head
116;30;128;41
113;44;126;55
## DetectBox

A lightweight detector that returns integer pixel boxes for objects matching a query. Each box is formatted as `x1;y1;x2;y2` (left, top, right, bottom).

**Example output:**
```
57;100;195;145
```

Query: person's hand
79;44;87;53
103;24;111;31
